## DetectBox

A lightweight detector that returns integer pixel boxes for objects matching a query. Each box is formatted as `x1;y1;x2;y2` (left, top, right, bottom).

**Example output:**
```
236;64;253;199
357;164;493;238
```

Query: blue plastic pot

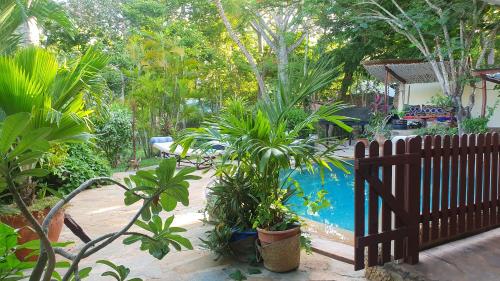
230;230;258;242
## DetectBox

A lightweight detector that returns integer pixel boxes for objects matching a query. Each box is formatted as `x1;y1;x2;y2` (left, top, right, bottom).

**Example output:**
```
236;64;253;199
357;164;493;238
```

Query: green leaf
124;192;141;206
163;215;174;229
77;267;92;279
102;271;121;281
123;235;142;245
166;234;192;250
16;168;49;178
134;220;151;231
8;127;51;159
159;193;177;212
229;270;247;281
140;202;151;221
0;112;31;154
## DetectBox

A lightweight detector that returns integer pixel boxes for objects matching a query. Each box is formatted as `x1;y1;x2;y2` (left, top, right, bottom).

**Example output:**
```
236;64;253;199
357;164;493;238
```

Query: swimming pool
286;161;358;232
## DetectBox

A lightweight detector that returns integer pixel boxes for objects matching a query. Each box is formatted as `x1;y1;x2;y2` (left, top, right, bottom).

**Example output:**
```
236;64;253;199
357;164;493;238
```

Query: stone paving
371;227;500;281
58;168;366;281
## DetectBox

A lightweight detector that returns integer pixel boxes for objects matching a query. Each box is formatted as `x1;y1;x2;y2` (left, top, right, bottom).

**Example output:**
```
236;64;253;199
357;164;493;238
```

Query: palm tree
0;47;109;142
0;46;108;281
0;0;73;53
175;57;352;230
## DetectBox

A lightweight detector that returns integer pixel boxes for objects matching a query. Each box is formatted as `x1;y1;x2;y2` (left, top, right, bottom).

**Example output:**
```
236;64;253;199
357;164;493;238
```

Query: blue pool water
286;162;358;232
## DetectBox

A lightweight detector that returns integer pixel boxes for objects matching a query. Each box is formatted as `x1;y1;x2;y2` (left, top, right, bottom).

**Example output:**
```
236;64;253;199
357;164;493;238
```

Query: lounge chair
150;137;222;169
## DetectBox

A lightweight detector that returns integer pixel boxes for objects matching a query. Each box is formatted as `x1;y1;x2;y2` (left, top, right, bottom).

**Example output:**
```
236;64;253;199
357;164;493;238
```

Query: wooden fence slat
467;134;476;231
483;133;492;227
459;134;468;233
449;135;459;236
406;136;421;264
475;134;484;229
441;136;451;238
354;142;366;271
422;136;432;243
381;141;392;264
394;140;406;260
368;142;379;267
431;135;442;240
492;133;499;225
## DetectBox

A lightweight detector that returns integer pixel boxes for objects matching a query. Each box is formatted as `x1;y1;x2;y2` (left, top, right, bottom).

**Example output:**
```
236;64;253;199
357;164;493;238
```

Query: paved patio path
382;227;500;281
58;168;366;281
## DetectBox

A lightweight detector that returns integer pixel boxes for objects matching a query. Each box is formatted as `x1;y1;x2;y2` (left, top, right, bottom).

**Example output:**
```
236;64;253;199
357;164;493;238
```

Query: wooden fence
353;133;500;270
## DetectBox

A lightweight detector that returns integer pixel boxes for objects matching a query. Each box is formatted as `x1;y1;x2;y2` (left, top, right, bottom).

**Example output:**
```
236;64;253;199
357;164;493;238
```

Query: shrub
94;104;133;167
416;125;458;136
285;107;314;138
42;143;112;194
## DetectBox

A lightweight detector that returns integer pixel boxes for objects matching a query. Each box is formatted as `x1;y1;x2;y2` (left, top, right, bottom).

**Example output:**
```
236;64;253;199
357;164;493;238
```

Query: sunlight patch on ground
88;205;123;215
171;212;204;227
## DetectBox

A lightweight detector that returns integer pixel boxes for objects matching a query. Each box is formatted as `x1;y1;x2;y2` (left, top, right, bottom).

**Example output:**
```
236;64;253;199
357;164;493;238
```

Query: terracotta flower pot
1;209;65;261
257;226;301;272
257;226;300;244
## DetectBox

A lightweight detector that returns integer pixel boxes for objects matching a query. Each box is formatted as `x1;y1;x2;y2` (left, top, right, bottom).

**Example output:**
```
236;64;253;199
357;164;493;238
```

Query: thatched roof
362;59;449;84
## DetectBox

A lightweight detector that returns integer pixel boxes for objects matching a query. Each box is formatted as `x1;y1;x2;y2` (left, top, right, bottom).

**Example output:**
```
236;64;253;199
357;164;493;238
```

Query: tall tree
249;1;308;89
213;0;267;98
361;0;499;132
0;0;72;53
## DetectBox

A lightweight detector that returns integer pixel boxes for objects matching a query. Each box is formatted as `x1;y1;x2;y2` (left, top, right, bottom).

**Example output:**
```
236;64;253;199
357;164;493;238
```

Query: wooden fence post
354;142;366;270
406;136;421;264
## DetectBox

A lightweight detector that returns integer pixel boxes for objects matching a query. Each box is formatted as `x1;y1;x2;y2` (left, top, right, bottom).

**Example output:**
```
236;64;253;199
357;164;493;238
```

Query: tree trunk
339;69;353;101
452;95;465;135
213;0;266;98
24;17;40;46
277;33;288;89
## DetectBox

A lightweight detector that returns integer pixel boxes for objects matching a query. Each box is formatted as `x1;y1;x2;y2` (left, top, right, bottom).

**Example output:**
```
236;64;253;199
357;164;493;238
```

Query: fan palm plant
0;46;108;206
0;47;108;142
176;57;352;231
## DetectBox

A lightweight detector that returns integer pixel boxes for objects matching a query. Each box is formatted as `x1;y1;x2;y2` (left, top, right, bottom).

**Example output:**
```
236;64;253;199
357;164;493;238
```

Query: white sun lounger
151;141;220;169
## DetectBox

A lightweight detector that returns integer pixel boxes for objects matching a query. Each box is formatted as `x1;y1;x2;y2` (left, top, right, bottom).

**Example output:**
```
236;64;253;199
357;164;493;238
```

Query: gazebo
362;59;499;117
362;59;447;112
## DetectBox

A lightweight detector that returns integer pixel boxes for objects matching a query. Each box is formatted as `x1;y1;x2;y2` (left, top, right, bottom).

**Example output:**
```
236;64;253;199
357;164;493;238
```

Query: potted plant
201;165;260;262
176;59;351;272
367;112;392;144
0;47;108;260
391;109;408;130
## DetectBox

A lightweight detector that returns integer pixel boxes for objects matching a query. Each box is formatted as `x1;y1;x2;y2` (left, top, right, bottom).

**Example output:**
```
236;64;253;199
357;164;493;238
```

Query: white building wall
398;81;500;128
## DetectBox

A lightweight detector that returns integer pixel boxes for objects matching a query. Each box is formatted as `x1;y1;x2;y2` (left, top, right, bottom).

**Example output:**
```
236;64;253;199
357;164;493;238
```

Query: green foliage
121;158;199;259
285;108;315;138
176;58;350;233
416;125;458;136
94;104;133;167
366;112;392;141
0;113;52;196
43;143;111;194
199;224;234;260
229;270;247;281
429;95;454;110
0;0;74;54
96;260;142;281
207;167;258;230
0;47;108;143
0;222;35;281
462;102;498;134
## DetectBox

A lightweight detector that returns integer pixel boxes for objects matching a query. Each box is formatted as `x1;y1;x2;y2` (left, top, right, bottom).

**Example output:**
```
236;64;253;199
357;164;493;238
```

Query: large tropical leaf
0;47;108;142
